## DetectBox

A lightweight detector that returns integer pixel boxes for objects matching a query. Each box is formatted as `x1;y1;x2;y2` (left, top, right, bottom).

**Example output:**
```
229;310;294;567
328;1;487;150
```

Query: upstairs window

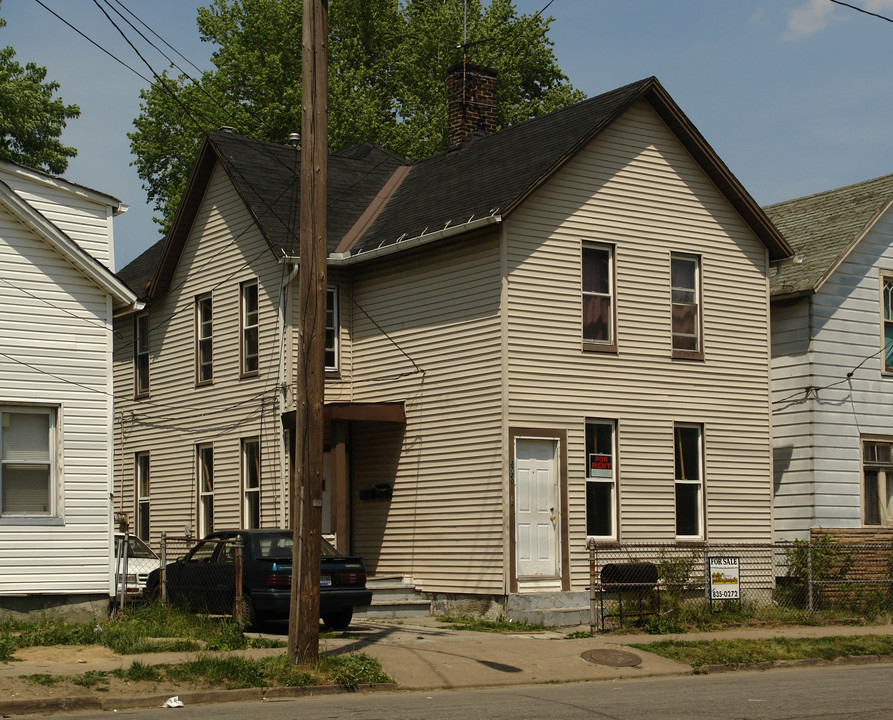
671;254;702;358
674;423;703;539
134;313;150;396
325;286;340;372
582;244;615;351
196;294;213;385
0;408;56;517
882;278;893;372
241;281;259;376
863;439;893;526
585;420;617;540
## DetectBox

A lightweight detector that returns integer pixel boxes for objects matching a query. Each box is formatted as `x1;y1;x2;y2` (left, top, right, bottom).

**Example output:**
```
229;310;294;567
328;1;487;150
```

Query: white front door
515;438;559;578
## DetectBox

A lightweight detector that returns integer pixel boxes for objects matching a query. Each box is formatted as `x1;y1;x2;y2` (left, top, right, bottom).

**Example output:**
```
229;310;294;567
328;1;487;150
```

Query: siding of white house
0;166;118;269
113;163;288;541
506;101;774;587
772;208;893;539
0;185;117;600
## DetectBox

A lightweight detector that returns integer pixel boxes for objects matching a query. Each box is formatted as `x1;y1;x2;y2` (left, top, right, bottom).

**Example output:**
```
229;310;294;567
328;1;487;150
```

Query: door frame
508;427;569;593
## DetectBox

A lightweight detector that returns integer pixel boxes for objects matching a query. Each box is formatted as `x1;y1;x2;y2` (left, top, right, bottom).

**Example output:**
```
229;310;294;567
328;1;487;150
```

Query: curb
697;653;893;675
1;682;398;716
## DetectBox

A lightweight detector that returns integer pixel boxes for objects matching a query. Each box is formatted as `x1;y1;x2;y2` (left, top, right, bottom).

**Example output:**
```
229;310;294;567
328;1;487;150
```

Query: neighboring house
113;70;791;615
767;174;893;542
0;160;138;618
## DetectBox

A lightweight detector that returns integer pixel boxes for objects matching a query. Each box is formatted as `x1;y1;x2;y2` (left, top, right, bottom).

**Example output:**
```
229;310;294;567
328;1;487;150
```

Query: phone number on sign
711;589;739;599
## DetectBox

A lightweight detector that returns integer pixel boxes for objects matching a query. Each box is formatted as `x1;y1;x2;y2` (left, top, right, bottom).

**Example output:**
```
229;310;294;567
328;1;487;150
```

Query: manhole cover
581;649;642;667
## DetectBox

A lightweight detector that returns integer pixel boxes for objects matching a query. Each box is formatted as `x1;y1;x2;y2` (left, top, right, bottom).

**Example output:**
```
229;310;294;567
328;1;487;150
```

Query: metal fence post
160;531;168;603
234;537;244;627
588;539;597;634
807;542;814;615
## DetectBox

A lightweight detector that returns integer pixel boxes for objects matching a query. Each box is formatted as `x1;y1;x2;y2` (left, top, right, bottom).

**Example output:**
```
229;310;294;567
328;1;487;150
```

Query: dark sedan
146;529;372;629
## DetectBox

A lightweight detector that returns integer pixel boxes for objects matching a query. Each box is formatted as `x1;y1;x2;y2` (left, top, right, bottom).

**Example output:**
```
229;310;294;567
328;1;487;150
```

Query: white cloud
785;0;834;39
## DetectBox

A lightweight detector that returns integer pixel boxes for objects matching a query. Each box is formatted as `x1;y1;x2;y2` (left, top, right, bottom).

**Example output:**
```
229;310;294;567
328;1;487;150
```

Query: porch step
356;576;432;620
506;591;593;628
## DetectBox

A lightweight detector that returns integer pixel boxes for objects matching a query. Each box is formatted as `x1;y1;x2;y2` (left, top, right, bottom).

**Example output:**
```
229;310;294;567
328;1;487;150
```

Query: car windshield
117;535;157;559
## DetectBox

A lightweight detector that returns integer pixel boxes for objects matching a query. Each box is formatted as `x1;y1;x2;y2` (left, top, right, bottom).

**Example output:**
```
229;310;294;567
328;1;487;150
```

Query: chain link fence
588;540;893;630
112;532;161;611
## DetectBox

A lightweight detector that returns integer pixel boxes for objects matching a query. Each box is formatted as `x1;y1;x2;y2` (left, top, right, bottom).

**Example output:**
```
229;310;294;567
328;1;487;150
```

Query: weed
22;673;61;686
318;652;391;689
435;615;548;633
71;670;109;690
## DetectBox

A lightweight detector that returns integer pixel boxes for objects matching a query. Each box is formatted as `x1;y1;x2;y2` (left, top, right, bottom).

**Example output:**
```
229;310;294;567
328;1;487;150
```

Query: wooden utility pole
288;0;328;666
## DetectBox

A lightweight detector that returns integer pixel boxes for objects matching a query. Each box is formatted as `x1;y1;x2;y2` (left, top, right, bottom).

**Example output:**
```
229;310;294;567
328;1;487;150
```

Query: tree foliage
131;0;584;230
0;7;80;175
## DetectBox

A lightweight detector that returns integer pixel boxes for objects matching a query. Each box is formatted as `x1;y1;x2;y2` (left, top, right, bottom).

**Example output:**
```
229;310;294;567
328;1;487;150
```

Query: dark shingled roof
125;75;790;298
117;236;164;299
765;173;893;299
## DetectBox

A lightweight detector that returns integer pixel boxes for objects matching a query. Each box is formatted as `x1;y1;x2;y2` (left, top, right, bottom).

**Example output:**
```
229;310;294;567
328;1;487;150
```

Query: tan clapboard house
113;71;791;616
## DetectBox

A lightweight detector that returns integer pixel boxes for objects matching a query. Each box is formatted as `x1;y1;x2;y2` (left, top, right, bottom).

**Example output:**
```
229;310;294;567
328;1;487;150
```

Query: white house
768;173;893;542
0;160;138;618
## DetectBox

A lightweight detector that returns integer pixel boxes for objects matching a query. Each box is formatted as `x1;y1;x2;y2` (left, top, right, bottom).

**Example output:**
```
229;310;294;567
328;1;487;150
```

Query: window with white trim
325;286;339;372
863;439;893;526
585;420;616;540
0;407;57;516
242;438;260;528
134;313;149;396
197;444;214;535
671;254;701;357
674;423;703;539
135;451;150;541
196;294;213;385
882;277;893;372
241;281;259;376
582;244;615;349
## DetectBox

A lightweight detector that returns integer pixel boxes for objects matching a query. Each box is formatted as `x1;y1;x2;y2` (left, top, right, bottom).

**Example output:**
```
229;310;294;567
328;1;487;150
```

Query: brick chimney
447;63;498;146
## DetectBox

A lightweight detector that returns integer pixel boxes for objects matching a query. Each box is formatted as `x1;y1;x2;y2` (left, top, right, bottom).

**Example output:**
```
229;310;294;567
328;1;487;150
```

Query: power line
830;0;893;24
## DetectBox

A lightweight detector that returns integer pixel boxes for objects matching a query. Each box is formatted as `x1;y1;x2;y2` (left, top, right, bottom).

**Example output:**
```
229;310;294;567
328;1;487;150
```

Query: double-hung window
0;407;56;517
585;420;617;540
325;286;340;372
241;281;259;376
134;313;150;396
671;254;702;358
135;452;150;541
582;244;615;351
196;294;213;385
882;277;893;372
197;444;214;535
863;439;893;526
674;424;703;539
242;438;260;528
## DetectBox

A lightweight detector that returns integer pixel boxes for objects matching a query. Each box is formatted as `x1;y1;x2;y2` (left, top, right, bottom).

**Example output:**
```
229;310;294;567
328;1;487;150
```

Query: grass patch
71;670;109;690
0;604;285;659
22;673;62;686
436;615;548;633
632;634;893;671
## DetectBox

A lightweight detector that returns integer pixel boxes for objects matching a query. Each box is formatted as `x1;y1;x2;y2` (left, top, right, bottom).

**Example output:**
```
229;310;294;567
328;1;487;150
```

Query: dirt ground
0;646;206;706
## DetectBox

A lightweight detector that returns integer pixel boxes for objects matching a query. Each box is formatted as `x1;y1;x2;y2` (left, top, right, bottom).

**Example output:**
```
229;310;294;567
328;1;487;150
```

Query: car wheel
321;607;353;630
144;577;160;603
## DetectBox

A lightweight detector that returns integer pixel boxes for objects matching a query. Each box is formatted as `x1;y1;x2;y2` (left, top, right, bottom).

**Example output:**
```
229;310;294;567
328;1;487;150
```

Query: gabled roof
765;173;893;299
0;178;138;309
139;75;791;298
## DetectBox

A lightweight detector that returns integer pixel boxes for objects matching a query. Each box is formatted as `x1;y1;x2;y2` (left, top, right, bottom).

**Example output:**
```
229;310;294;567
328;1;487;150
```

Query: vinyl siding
337;237;505;593
772;206;893;538
113;163;288;545
0;201;115;596
506;101;774;590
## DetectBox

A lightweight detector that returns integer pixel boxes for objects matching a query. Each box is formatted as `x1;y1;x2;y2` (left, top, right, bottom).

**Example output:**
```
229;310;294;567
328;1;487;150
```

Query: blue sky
5;0;893;268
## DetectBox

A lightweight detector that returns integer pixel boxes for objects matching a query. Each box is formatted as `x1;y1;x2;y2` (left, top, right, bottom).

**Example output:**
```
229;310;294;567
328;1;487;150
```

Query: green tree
130;0;584;229
0;7;80;174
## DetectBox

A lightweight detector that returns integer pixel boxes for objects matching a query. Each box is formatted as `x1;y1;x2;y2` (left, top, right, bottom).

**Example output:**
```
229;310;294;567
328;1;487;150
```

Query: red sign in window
589;454;612;471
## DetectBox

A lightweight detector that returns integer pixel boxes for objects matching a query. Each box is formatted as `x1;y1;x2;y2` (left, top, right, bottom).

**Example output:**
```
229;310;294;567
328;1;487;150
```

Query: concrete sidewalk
2;619;893;714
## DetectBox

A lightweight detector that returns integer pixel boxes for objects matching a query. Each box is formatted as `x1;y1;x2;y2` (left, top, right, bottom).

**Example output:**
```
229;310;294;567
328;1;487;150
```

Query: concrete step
507;605;593;628
358;576;432;619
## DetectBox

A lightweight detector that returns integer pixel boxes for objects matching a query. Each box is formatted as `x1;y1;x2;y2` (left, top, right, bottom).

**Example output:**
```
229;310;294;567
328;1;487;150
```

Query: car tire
144;577;160;603
321;607;353;630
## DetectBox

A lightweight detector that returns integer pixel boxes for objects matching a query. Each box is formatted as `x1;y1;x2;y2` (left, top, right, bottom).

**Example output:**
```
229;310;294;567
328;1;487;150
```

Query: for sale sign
708;557;740;600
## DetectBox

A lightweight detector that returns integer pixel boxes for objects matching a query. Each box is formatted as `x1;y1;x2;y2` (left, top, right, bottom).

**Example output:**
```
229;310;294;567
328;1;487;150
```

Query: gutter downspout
278;258;299;529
